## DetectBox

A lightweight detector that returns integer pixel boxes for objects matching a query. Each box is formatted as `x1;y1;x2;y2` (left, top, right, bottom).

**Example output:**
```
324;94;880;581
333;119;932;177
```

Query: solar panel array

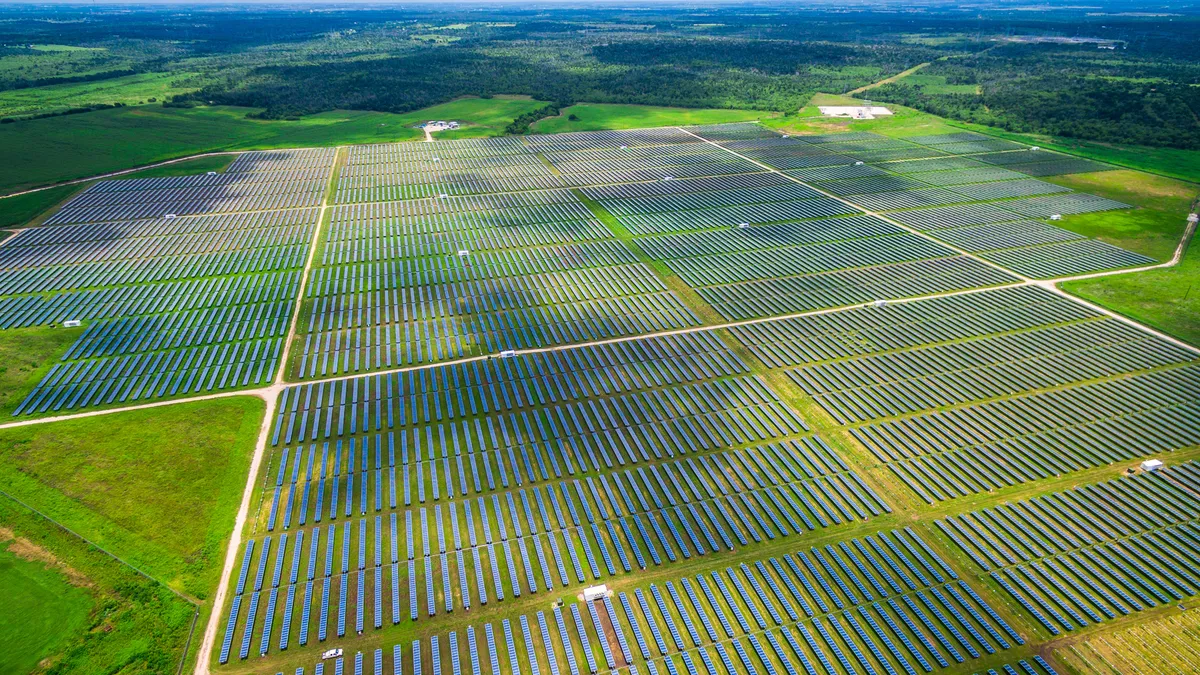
683;127;1152;281
578;168;1016;321
11;121;1185;672
731;284;1200;502
937;462;1200;637
220;330;894;661
299;138;703;376
4;150;335;415
246;528;1035;675
46;149;334;225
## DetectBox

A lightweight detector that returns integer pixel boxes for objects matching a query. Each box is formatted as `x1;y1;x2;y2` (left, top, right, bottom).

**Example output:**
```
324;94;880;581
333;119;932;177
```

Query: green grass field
0;96;547;194
0;497;198;675
1063;242;1200;347
1043;170;1195;260
0;538;93;675
1050;170;1200;346
532;103;771;134
0;325;83;416
0;71;199;118
0;184;81;228
0;396;265;598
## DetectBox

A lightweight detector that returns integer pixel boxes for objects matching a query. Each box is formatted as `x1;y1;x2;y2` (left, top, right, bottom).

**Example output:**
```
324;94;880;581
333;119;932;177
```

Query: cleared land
0;497;199;675
0;325;82;416
1052;608;1200;674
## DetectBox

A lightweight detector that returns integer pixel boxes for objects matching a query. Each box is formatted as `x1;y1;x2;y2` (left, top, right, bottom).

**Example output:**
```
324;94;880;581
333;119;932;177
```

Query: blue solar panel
619;592;652;660
218;595;241;664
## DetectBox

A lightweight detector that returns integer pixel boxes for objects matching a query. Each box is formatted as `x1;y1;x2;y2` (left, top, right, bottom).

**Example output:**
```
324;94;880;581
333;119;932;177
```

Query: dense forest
863;43;1200;149
0;3;1197;148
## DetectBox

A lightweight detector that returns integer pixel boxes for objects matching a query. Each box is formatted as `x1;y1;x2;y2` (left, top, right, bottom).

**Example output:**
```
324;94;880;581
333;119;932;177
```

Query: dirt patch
0;525;95;589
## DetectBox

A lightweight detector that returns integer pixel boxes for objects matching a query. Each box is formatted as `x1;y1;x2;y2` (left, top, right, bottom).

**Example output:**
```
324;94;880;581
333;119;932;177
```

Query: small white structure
422;120;460;131
854;161;865;166
1049;214;1063;221
164;213;177;219
818;105;893;120
736;222;750;229
872;300;888;308
431;157;440;162
438;193;449;199
662;176;673;181
1187;213;1198;224
1141;459;1164;472
457;249;470;257
63;319;82;328
206;171;218;175
322;649;343;660
583;585;609;602
499;349;517;359
1030;146;1041;151
620;145;628;150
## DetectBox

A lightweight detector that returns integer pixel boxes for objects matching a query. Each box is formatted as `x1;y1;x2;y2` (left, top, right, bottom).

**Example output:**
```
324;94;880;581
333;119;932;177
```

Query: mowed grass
1041;170;1196;260
0;96;547;194
767;92;964;138
1064;238;1200;346
532;103;771;134
0;396;265;598
0;539;93;675
0;325;82;416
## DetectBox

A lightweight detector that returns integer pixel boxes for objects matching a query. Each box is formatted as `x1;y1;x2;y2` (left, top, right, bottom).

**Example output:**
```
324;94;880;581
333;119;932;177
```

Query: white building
818;106;893;120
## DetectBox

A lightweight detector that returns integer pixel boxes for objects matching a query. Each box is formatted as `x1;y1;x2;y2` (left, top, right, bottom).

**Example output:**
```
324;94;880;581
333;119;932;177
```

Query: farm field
0;102;1196;675
0;71;199;118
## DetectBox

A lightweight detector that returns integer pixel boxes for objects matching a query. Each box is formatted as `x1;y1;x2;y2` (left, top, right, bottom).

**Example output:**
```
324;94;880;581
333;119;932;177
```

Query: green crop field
0;71;199;118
